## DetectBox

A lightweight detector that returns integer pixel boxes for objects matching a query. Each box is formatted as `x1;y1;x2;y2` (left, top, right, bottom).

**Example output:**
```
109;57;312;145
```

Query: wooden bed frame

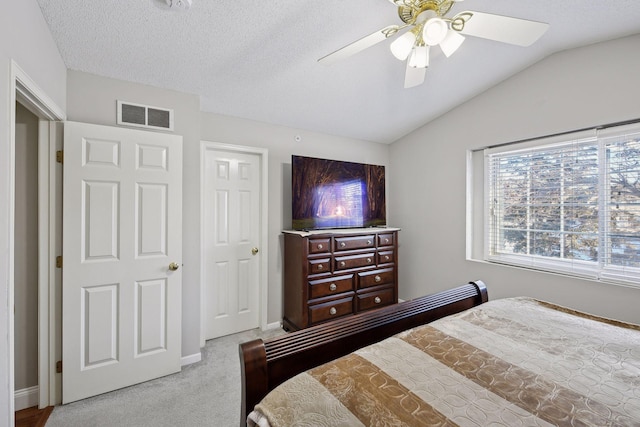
239;280;488;424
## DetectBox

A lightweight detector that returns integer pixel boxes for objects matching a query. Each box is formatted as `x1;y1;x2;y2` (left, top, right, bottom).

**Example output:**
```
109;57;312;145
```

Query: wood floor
15;406;53;427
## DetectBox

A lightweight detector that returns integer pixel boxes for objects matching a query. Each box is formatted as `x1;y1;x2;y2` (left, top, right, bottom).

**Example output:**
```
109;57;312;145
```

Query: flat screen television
291;155;386;230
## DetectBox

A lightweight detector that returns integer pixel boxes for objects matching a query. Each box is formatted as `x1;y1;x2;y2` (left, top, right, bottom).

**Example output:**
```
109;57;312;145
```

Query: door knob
251;247;259;255
168;262;180;271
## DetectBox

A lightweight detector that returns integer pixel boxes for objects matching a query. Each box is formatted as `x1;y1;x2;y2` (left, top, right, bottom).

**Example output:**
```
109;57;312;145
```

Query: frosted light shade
422;18;448;46
390;32;417;60
440;30;465;57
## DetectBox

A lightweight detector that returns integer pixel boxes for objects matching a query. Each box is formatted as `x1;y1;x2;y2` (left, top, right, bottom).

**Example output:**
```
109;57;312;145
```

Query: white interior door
203;147;262;339
62;121;182;403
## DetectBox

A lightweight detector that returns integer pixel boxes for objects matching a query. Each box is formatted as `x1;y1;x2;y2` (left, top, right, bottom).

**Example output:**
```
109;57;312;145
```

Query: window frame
476;122;640;288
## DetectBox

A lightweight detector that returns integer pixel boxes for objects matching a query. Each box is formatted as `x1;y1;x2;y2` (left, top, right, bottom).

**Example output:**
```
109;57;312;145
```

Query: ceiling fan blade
319;25;403;65
456;11;549;47
404;61;426;88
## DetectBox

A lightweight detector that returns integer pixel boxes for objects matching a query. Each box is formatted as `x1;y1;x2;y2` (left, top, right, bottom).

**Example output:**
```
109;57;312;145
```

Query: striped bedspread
247;297;640;426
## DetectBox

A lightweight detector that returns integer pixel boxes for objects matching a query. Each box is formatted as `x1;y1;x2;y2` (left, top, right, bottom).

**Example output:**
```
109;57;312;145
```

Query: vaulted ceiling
36;0;640;143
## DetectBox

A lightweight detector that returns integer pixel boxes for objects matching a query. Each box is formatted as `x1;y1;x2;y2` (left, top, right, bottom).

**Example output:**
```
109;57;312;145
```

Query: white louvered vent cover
117;101;174;131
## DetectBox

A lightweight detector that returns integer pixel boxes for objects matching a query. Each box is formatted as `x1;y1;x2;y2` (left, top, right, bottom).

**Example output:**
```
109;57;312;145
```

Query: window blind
485;124;640;286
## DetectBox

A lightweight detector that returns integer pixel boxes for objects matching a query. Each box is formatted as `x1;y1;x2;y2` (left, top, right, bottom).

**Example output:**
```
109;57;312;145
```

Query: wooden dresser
282;228;399;331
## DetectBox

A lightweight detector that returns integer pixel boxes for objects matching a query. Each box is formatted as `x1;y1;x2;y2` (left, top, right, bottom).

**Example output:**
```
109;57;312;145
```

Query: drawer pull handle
317;243;323;250
367;240;372;245
374;275;381;283
340;242;346;248
385;256;390;261
340;261;346;267
329;283;337;291
317;264;324;270
385;238;390;244
367;257;372;263
329;307;337;315
374;297;381;304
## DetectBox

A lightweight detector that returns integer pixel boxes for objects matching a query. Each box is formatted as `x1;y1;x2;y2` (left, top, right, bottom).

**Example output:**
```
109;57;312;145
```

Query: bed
239;281;640;426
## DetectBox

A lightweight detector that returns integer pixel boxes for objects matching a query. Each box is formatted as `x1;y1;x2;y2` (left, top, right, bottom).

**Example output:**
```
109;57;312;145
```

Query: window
484;123;640;286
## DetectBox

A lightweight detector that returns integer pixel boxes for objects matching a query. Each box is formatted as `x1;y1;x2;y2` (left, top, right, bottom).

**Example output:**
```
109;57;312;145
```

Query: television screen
291;155;386;230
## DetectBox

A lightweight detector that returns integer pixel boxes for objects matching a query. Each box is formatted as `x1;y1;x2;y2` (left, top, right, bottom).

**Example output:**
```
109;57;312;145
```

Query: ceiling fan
319;0;549;88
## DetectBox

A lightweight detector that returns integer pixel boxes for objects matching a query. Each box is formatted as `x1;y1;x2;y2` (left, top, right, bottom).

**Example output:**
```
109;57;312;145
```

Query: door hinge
56;360;62;373
56;256;62;268
56;150;63;164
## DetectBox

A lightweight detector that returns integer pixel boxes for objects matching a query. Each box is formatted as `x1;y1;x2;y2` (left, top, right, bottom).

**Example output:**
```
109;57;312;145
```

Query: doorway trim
9;60;65;414
199;141;269;347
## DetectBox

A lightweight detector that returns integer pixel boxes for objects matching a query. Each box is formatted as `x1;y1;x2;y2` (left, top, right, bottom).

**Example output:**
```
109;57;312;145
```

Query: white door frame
9;60;66;417
199;141;269;347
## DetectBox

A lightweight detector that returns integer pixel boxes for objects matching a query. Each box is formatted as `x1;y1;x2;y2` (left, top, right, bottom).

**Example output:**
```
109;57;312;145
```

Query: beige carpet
46;327;284;427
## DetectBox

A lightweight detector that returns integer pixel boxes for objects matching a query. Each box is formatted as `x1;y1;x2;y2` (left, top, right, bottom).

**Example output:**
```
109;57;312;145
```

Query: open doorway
13;102;39;411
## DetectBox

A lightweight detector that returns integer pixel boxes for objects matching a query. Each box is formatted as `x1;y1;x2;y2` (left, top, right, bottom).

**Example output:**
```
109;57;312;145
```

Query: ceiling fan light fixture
408;45;429;68
422;18;449;46
390;31;417;61
439;30;465;57
319;2;549;89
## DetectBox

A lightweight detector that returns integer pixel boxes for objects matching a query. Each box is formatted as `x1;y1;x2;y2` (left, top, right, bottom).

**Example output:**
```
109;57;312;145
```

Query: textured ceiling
36;0;640;143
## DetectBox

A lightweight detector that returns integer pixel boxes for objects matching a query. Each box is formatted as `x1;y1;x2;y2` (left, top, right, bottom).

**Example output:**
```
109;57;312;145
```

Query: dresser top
283;227;400;237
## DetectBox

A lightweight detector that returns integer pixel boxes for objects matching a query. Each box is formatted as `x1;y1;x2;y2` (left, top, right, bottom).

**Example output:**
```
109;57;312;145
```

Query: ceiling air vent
117;101;174;131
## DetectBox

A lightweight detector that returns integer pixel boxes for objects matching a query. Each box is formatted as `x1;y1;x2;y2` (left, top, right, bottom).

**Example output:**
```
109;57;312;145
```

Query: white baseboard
265;321;282;331
181;352;202;366
15;385;39;411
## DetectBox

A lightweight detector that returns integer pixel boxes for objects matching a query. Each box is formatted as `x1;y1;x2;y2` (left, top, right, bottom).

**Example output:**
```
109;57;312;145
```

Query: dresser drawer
308;238;331;254
309;275;354;299
309;296;354;324
357;287;395;312
358;267;395;289
378;233;394;247
335;252;375;271
378;250;394;265
334;235;375;252
308;258;331;275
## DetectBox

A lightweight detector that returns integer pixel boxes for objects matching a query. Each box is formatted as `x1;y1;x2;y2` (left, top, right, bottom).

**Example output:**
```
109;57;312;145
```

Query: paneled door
62;122;182;403
203;146;262;339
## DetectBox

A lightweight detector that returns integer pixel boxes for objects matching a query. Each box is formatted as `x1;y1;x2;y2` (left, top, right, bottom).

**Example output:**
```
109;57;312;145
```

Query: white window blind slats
602;132;640;275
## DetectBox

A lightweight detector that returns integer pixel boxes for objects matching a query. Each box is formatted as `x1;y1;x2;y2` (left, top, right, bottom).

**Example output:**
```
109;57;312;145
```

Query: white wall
389;34;640;324
1;1;66;424
66;70;202;358
200;114;390;324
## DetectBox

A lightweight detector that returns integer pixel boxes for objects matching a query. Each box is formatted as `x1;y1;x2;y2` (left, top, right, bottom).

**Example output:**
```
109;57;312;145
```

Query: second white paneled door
62;122;182;403
203;145;263;339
